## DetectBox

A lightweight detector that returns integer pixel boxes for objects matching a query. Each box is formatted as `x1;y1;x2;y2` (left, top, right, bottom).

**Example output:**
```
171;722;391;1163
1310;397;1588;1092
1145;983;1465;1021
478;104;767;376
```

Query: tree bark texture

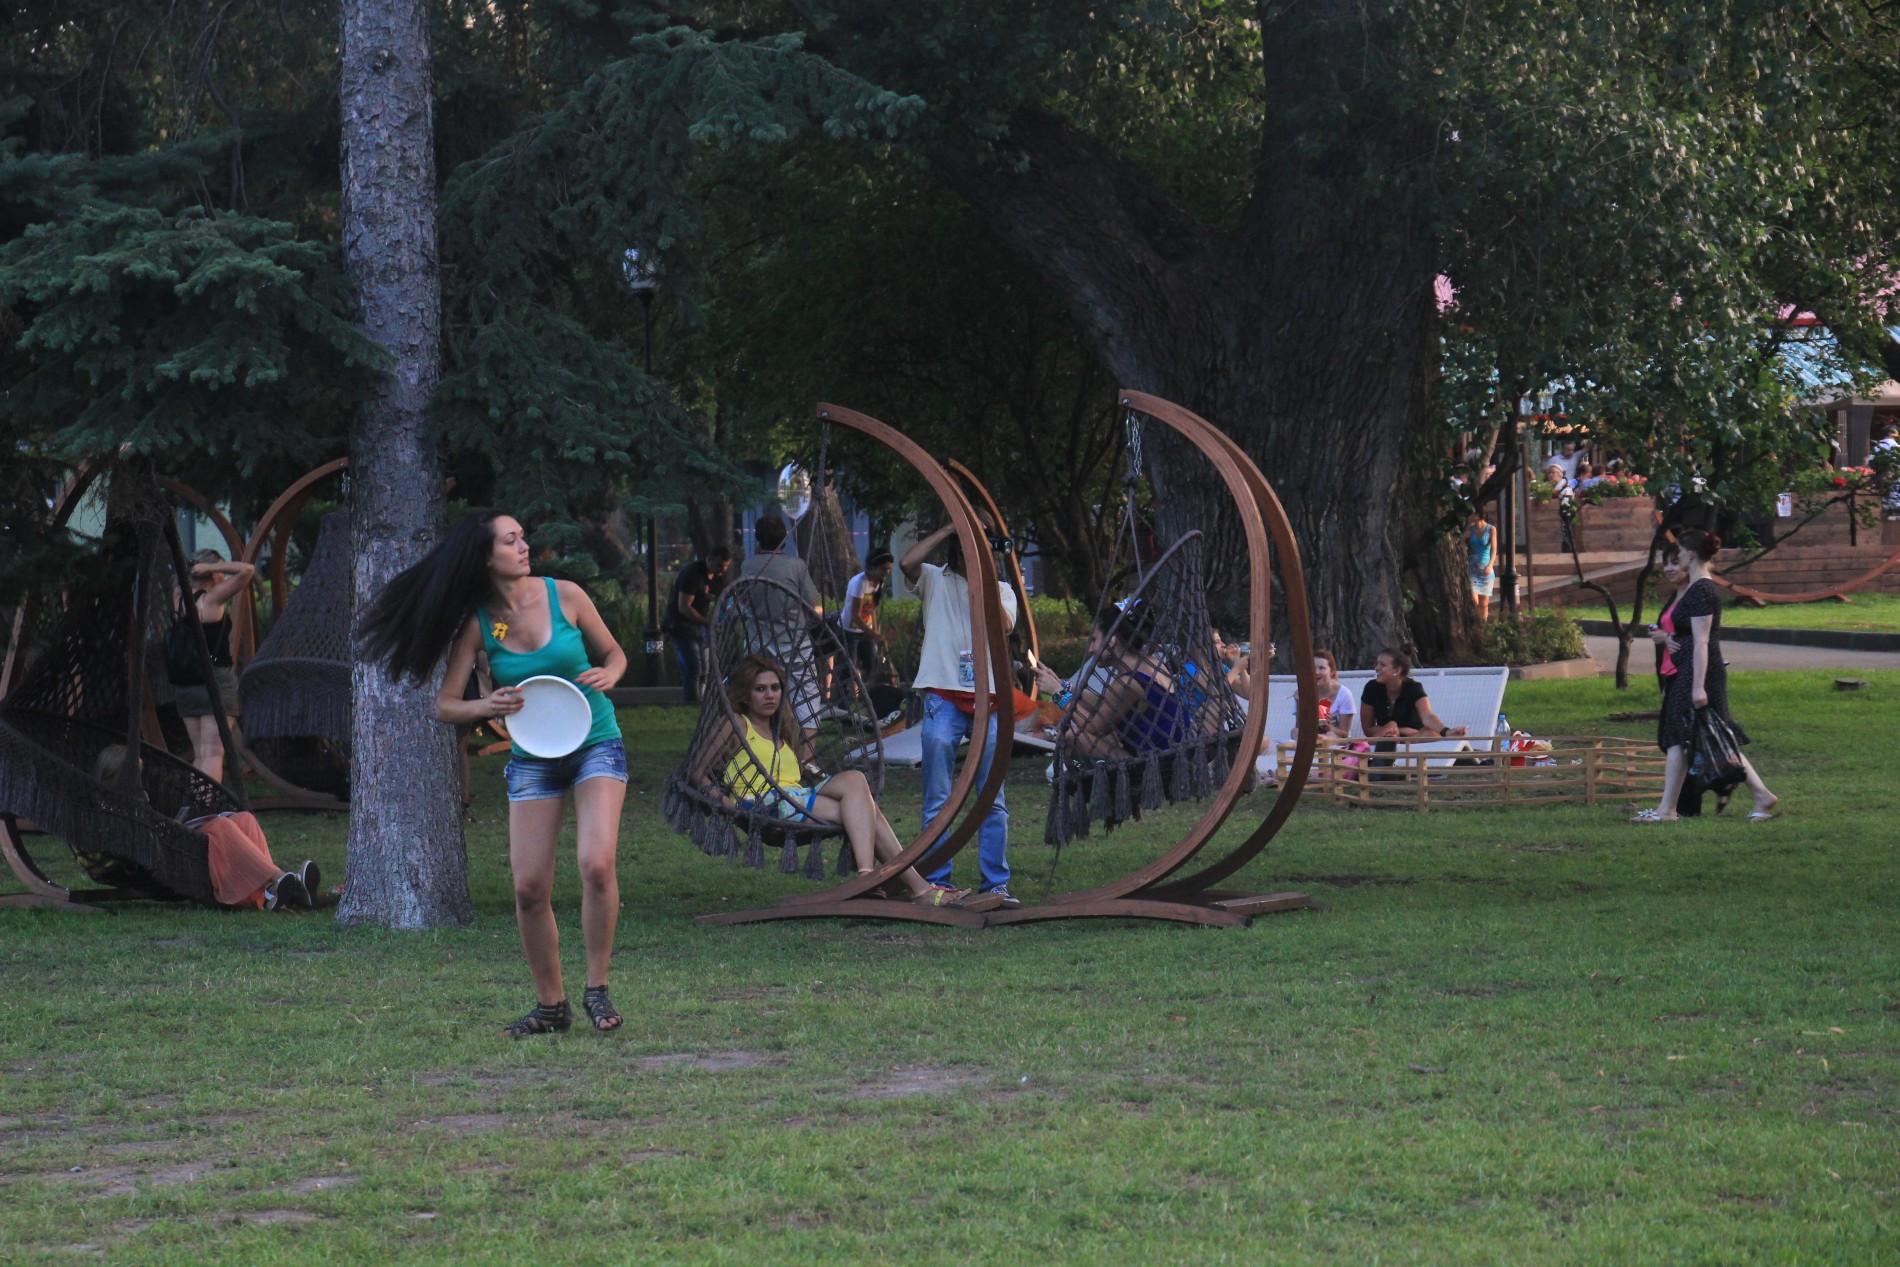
926;2;1450;667
337;0;470;928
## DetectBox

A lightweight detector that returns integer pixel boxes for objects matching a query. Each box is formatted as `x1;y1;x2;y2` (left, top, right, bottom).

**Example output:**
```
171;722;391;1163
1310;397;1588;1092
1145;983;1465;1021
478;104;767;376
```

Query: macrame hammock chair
0;470;245;909
661;437;885;878
1042;412;1249;848
238;510;353;804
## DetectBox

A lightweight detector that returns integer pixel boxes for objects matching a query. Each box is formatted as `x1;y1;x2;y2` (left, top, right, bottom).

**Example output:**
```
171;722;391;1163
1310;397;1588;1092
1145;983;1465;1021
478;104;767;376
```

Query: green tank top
478;577;619;756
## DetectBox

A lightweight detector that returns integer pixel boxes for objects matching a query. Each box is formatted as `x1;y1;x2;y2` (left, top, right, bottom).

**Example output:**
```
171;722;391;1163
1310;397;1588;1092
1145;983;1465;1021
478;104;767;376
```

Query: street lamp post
625;248;663;687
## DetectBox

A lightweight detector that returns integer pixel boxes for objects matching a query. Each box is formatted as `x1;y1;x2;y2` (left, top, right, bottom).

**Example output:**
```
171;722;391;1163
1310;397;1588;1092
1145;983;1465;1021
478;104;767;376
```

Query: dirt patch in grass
842;1066;990;1100
419;1113;522;1137
1514;841;1595;854
17;1159;214;1197
285;1174;359;1195
630;1051;783;1073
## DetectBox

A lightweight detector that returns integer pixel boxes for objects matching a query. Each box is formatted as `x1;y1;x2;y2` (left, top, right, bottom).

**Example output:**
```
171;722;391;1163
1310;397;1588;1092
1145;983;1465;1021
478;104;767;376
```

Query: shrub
1480;608;1587;666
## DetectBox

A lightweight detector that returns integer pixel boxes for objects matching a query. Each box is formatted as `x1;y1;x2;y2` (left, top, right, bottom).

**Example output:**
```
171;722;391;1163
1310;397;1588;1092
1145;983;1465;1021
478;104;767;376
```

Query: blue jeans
673;630;706;702
919;693;1009;893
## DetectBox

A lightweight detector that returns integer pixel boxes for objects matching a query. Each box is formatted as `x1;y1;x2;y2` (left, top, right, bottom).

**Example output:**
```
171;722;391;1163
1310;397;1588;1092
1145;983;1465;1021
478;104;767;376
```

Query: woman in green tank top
361;510;629;1037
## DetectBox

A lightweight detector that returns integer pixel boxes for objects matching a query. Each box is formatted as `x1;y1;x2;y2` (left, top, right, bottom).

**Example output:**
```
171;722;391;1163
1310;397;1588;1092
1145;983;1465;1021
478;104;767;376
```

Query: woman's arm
436;619;522;725
1410;695;1467;738
690;716;738;789
559;580;628;690
1361;698;1397;739
195;560;256;606
1690;613;1713;706
1069;671;1137;761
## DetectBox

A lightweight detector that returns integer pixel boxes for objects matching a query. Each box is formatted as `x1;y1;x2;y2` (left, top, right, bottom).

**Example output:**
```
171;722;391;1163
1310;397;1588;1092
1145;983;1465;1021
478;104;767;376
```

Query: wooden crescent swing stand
700;393;1317;929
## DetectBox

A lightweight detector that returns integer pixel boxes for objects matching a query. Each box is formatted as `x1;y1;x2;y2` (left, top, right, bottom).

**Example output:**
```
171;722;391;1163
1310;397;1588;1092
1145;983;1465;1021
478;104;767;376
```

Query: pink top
1658;600;1680;677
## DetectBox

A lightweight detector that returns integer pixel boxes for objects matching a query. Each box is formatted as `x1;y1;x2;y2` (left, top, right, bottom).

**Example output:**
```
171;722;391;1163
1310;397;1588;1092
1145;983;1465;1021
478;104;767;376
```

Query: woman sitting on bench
692;654;964;905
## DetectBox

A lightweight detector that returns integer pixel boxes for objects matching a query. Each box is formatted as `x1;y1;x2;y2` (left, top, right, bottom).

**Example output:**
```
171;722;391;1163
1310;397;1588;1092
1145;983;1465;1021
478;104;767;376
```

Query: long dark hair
358;508;510;684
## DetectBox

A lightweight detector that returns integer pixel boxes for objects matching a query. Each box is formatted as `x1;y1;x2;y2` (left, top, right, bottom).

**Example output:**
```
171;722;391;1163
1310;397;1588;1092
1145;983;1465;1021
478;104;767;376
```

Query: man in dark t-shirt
664;546;731;702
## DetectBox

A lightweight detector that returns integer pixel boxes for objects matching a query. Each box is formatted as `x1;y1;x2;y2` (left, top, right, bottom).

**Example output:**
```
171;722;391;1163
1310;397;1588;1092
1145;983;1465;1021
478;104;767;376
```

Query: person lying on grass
690;653;968;906
94;745;319;911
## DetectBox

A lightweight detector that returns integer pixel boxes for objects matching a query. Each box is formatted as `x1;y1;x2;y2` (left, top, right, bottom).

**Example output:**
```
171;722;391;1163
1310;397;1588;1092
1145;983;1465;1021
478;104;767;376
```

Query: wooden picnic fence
1274;736;1665;810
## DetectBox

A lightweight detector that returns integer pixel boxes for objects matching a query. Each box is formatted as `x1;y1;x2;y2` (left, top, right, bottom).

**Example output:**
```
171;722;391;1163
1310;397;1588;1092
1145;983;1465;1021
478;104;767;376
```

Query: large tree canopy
750;0;1900;661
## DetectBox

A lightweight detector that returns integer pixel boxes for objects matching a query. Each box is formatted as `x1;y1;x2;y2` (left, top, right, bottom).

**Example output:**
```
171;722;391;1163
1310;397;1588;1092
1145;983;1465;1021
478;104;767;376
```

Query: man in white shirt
899;519;1020;910
1547;440;1586;482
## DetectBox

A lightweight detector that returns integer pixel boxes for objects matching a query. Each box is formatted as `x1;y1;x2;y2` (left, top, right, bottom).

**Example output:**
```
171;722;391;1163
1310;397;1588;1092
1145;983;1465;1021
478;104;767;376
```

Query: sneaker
270;871;309;911
988;887;1021;910
293;861;321;908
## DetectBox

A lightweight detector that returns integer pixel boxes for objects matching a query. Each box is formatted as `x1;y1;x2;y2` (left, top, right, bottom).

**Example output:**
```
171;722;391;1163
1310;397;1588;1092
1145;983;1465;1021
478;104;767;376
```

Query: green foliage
433;27;924;538
1480;608;1588;666
0;203;382;467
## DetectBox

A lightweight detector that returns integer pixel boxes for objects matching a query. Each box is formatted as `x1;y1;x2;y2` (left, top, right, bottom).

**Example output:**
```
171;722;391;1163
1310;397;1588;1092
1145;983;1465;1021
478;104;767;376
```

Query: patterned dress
1658;577;1748;753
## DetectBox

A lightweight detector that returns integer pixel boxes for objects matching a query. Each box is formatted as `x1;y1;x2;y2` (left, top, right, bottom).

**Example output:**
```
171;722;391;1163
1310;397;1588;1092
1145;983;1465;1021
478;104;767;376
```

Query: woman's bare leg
1652;744;1687;819
572;776;626;990
508;796;567;1005
184;714;224;783
810;775;934;896
1738;754;1776;813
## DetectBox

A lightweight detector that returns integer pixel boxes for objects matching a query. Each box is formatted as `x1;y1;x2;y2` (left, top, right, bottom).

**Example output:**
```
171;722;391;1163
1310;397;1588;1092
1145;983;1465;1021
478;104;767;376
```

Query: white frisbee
508;675;593;758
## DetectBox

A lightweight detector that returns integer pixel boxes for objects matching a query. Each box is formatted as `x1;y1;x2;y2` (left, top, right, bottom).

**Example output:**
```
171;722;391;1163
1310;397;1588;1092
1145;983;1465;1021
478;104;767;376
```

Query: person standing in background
842;551;893;690
664;545;731;703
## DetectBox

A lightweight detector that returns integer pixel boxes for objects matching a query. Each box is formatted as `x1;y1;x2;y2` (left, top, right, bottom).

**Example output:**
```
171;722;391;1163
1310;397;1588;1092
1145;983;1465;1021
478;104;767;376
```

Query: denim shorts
504;738;628;802
740;777;830;822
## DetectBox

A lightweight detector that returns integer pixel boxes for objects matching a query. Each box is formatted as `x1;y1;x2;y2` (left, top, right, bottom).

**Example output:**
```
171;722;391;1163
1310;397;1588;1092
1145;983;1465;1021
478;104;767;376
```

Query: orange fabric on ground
200;812;280;909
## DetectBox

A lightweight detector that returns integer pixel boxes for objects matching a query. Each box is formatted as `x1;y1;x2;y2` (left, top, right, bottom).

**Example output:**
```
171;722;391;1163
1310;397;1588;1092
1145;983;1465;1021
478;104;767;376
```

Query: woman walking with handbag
1633;530;1779;824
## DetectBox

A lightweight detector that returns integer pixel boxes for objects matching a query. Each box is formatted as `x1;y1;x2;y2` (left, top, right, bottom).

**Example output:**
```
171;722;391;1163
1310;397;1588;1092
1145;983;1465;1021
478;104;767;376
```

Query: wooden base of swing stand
695;894;990;928
985;888;1317;928
696;888;1315;929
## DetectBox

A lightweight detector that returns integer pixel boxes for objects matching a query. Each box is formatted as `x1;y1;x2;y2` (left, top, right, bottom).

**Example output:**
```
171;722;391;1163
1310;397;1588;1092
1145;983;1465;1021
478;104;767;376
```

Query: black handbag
164;611;205;686
1689;706;1746;795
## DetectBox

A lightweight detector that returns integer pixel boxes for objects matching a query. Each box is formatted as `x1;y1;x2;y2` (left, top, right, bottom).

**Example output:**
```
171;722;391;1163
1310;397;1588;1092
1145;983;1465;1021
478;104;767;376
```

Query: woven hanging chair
0;475;243;905
1043;532;1246;846
661;574;884;878
237;510;352;801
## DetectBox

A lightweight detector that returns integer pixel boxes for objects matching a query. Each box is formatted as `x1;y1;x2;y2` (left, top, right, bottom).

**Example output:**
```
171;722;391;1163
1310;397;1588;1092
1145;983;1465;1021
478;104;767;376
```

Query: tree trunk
932;94;1440;666
794;485;861;600
336;0;470;928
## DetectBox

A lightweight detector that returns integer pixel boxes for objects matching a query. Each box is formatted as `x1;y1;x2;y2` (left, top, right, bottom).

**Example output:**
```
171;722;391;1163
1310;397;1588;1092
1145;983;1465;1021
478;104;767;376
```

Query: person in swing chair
900;514;1019;912
1064;600;1198;763
689;653;960;905
359;510;630;1038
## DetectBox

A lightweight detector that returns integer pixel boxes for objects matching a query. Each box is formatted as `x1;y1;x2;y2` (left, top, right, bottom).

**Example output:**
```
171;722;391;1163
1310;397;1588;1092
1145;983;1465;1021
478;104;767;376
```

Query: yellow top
725;717;803;800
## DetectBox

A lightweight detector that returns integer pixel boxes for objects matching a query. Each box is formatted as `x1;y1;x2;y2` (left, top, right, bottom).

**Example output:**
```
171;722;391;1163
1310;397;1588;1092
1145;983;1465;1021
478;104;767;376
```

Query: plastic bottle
1496;712;1510;738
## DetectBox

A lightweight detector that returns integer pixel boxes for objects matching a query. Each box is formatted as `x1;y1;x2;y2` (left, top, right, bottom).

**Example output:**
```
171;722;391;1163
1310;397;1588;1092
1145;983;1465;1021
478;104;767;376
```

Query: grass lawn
2;672;1896;1264
1566;591;1900;633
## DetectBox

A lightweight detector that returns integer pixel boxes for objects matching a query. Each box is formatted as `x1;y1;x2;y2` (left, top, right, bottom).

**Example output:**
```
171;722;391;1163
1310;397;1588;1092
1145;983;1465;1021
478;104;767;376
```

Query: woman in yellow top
693;654;959;905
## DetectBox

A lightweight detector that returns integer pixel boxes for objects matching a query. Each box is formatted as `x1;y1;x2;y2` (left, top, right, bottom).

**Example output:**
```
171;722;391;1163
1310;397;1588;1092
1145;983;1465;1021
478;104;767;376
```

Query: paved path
1584;634;1900;674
